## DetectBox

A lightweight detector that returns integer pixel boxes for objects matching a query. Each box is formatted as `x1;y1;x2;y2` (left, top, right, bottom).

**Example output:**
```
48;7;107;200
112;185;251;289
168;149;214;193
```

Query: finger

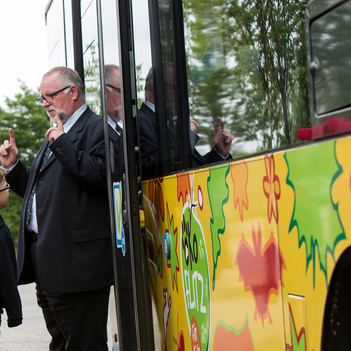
54;117;64;131
9;128;16;146
190;120;198;133
214;117;222;134
46;131;55;143
46;128;57;139
224;134;234;144
222;130;234;143
222;128;234;138
0;145;7;156
3;140;10;149
190;119;198;127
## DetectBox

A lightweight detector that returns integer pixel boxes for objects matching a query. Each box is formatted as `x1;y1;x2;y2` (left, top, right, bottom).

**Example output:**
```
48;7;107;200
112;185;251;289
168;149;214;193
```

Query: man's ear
70;85;79;101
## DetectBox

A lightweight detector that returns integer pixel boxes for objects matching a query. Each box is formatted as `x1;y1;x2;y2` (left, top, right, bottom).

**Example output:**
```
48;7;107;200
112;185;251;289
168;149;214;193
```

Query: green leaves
184;0;311;154
0;82;50;247
0;81;50;165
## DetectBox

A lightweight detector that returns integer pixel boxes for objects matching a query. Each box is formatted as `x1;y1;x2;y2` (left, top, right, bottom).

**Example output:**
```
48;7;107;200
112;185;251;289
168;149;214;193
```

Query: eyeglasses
37;86;71;105
106;84;121;93
0;183;10;192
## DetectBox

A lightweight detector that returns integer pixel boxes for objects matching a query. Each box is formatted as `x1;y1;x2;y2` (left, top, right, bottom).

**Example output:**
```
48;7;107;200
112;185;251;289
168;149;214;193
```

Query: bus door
95;0;155;350
107;0;156;349
45;1;155;350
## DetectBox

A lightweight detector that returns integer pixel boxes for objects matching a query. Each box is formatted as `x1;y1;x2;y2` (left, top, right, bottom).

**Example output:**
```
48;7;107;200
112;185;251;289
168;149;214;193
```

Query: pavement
0;283;51;350
0;284;158;350
0;284;118;351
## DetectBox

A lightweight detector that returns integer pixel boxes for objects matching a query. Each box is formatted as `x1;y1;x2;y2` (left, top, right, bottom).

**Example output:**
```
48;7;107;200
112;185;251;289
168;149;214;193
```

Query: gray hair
105;64;120;86
42;66;86;102
145;67;153;100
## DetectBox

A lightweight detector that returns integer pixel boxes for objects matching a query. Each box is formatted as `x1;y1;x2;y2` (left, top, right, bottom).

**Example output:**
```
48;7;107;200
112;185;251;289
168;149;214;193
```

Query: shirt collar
107;115;121;135
63;104;87;133
144;100;155;113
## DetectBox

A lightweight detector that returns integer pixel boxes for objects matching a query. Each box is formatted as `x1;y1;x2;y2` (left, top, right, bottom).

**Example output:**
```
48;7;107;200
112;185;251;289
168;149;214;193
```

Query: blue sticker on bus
113;182;125;256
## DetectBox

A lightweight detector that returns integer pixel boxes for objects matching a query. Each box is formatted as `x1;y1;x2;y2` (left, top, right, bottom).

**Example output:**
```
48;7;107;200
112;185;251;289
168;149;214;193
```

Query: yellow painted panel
142;135;351;351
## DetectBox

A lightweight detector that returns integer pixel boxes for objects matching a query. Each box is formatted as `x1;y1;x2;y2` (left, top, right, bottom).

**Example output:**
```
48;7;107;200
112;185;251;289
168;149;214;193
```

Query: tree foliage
184;0;311;154
0;82;50;247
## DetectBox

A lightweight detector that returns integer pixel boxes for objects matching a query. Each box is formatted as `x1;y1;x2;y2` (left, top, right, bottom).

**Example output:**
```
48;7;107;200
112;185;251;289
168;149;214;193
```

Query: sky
0;0;49;109
0;0;152;110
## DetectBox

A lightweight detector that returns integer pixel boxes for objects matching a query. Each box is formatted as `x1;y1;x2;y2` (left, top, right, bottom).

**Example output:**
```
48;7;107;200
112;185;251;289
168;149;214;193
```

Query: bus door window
156;62;181;174
45;0;74;69
138;0;196;180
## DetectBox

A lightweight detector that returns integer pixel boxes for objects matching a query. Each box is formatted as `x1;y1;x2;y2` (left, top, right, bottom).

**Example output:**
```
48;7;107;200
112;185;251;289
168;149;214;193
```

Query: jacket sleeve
202;148;232;164
50;128;108;193
6;160;30;199
0;233;23;327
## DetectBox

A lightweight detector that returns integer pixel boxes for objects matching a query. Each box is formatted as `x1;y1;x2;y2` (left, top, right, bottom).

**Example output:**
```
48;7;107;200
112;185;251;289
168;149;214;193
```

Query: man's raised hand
213;117;234;157
46;117;64;143
0;128;19;169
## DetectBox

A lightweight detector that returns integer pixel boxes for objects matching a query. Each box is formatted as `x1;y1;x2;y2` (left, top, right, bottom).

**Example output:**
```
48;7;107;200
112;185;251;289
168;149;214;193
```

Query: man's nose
42;99;51;108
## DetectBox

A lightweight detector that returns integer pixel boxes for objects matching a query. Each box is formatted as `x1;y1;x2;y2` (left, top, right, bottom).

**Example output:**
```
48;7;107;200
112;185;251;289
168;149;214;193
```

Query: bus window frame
146;0;192;180
308;0;351;125
112;0;156;349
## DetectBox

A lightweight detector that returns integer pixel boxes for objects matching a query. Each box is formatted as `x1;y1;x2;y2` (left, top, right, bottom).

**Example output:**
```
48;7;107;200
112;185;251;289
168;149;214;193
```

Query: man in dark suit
138;66;234;179
0;66;119;350
105;64;123;134
104;64;138;351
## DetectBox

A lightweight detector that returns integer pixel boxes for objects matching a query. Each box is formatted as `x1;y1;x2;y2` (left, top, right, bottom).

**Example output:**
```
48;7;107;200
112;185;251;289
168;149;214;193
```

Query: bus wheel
321;246;351;351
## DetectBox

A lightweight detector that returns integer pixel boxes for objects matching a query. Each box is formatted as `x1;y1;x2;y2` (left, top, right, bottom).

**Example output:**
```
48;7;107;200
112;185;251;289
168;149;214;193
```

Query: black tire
321;246;351;351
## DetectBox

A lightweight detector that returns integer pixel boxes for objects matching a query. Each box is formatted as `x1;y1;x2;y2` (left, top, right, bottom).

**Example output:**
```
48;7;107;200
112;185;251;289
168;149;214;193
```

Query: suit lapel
42;146;56;170
66;106;118;144
108;124;119;143
66;106;92;143
24;140;50;198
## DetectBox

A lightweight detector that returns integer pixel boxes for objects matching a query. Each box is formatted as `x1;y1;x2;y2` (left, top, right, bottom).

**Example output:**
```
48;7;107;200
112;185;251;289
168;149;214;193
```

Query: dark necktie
116;123;122;135
40;143;52;171
25;143;51;228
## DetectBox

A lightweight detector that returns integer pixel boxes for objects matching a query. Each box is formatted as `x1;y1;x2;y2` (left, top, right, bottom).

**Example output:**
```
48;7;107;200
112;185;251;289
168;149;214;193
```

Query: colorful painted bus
44;0;351;350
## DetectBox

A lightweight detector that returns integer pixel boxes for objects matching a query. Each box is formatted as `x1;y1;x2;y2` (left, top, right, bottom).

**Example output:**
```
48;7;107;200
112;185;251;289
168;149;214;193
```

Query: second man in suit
138;66;234;179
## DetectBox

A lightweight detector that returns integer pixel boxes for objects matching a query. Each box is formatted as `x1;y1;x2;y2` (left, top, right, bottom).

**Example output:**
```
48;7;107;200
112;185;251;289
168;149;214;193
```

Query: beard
46;107;67;124
112;105;122;122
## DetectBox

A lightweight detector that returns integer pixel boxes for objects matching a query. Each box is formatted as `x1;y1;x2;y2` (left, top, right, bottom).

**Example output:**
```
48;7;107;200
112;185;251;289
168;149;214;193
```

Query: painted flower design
230;162;249;223
263;155;281;224
235;223;286;325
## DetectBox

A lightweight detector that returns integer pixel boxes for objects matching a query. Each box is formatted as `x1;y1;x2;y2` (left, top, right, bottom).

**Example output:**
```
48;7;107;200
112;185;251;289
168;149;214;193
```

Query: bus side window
184;0;312;155
302;0;351;140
